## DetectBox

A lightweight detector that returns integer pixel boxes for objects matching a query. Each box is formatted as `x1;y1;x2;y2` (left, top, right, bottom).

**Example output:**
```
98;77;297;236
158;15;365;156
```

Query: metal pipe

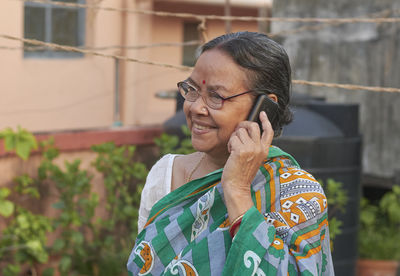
224;0;231;33
113;58;122;126
113;0;128;127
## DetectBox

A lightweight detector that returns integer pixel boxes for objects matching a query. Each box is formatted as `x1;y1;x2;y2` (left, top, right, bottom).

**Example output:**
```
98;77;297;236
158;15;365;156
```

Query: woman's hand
221;111;274;222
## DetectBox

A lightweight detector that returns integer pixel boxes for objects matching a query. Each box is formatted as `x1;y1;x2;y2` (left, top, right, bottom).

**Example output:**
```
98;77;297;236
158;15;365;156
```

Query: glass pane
24;6;46;51
51;8;79;47
182;22;199;67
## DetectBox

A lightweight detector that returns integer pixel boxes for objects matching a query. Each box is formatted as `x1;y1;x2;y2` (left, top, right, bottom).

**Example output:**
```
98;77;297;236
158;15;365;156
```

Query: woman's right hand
221;111;274;221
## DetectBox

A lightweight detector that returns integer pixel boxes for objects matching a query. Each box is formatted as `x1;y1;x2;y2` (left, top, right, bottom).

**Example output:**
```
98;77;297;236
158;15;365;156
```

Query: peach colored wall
0;0;260;133
0;0;117;132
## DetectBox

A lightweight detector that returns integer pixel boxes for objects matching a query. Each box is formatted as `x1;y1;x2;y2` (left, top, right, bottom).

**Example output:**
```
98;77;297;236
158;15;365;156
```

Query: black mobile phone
247;94;279;131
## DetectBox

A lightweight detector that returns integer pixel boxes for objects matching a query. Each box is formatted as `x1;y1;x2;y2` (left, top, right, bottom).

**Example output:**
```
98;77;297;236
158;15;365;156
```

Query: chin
191;141;209;153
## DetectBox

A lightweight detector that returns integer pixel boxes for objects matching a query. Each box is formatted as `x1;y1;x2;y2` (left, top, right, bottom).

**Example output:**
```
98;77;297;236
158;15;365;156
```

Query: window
24;0;85;58
182;22;200;66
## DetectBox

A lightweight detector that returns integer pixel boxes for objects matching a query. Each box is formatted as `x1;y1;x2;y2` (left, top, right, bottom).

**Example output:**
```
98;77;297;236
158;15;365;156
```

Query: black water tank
273;95;361;276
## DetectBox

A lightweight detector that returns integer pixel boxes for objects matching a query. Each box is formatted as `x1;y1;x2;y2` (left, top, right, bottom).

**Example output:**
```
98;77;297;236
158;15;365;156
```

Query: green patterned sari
127;147;334;275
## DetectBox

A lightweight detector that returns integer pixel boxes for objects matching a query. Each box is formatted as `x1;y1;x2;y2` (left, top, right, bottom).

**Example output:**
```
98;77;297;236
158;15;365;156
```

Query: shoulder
265;155;325;195
143;154;177;195
264;156;327;219
150;154;177;171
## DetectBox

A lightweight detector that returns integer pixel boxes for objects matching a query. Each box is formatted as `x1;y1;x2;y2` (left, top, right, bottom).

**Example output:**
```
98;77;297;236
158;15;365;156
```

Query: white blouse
137;154;179;233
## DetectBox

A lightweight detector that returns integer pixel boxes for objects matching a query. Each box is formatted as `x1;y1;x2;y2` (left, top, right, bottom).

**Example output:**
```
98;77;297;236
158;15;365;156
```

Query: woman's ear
268;94;278;103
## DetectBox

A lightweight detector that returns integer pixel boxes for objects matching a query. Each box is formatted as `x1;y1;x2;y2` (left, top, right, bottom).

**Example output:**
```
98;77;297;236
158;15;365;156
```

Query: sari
127;146;334;275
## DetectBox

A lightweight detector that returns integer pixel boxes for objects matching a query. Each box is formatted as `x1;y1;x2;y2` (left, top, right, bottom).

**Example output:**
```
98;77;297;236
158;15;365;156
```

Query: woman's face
183;49;254;159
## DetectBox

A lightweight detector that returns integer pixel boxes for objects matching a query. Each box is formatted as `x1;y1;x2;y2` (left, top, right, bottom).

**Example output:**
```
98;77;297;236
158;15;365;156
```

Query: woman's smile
191;119;216;134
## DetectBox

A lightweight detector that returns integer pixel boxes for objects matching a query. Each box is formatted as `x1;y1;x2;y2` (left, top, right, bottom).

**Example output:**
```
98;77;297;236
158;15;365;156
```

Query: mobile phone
246;94;279;131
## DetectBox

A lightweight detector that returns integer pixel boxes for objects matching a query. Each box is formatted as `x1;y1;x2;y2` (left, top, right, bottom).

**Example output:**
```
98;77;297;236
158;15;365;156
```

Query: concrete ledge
0;126;164;157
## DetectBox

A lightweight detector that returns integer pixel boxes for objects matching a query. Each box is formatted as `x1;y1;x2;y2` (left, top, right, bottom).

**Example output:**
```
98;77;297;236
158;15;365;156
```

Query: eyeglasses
177;81;255;110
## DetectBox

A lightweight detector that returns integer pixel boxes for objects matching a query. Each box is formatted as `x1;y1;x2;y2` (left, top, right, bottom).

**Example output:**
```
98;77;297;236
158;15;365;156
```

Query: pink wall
0;0;263;133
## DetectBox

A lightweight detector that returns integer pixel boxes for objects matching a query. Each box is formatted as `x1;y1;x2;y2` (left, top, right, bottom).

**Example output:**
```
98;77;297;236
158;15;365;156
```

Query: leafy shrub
321;179;349;242
359;186;400;260
154;125;195;156
0;128;147;276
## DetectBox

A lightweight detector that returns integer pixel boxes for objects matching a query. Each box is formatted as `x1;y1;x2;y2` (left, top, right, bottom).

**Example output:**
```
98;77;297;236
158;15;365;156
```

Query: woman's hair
199;31;293;137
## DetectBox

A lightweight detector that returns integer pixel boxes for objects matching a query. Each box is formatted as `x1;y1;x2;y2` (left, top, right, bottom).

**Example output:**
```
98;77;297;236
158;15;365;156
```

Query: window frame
24;0;86;59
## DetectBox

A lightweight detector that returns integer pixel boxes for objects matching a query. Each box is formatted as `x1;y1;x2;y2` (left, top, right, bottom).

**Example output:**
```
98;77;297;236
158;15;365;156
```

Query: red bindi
202;80;206;84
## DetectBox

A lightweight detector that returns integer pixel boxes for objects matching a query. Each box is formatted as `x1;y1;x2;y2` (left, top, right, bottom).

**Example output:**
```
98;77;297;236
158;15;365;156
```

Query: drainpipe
225;0;231;33
258;2;270;33
113;0;128;127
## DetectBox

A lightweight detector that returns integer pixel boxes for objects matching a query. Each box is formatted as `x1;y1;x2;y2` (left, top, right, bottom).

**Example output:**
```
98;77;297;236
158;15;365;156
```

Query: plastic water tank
273;96;361;276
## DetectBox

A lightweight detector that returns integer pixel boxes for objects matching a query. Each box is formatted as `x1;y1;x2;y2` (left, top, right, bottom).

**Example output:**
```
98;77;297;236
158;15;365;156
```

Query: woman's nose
190;94;208;115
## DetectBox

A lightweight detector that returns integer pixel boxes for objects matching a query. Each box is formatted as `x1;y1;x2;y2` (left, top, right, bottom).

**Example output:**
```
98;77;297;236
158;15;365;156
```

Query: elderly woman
127;31;334;275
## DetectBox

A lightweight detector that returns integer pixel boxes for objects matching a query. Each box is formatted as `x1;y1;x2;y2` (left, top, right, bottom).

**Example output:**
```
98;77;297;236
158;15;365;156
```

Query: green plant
154;125;195;156
321;178;349;241
0;129;147;276
0;130;52;276
359;186;400;260
0;187;14;218
0;126;37;160
41;141;147;276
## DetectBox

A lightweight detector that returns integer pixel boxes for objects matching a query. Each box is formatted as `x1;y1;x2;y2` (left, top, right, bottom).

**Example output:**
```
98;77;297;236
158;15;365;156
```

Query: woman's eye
209;91;222;100
185;85;196;94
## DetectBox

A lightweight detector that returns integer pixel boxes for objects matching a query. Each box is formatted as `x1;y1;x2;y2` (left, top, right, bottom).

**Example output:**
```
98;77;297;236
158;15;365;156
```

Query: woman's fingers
260;111;274;147
235;127;253;144
227;134;242;153
235;121;261;141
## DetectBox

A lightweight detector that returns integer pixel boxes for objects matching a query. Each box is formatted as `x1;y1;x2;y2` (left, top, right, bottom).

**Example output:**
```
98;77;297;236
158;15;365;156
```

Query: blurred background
0;0;399;275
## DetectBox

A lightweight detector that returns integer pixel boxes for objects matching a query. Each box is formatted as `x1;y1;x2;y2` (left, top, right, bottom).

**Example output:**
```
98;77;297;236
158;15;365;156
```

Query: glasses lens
177;81;223;109
178;82;198;102
206;91;223;109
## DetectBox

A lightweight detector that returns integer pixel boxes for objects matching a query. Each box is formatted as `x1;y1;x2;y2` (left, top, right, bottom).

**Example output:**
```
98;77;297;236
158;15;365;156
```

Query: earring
201;107;207;112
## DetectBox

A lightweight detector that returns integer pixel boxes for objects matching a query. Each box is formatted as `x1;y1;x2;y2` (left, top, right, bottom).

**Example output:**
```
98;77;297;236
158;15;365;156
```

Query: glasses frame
177;81;256;110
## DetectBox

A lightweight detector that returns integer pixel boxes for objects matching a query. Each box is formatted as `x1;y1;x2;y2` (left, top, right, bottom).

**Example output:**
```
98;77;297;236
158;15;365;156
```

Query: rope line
292;80;400;93
16;0;400;24
0;40;201;51
0;34;192;71
1;34;399;93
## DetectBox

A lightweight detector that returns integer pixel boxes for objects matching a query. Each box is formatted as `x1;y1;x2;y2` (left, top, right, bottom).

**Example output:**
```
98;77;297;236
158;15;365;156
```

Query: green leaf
15;139;32;160
0;200;14;217
42;268;54;276
26;240;48;263
16;214;29;229
4;130;16;151
2;264;21;276
52;201;66;210
123;205;135;216
52;239;65;252
0;187;11;199
59;255;72;272
71;232;84;245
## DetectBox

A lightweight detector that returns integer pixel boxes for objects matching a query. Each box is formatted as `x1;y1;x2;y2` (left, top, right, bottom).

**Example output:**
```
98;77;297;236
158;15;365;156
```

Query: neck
202;151;228;172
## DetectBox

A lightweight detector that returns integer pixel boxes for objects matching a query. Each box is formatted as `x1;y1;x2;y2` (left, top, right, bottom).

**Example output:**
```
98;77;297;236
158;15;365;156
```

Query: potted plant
357;185;400;276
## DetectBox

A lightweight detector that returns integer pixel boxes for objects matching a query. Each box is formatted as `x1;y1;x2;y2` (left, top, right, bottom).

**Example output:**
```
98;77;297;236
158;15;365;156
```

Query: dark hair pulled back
199;31;293;137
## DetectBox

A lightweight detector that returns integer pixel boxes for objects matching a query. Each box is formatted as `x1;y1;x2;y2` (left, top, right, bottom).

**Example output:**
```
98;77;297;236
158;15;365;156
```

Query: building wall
0;0;116;132
271;0;400;181
0;0;262;133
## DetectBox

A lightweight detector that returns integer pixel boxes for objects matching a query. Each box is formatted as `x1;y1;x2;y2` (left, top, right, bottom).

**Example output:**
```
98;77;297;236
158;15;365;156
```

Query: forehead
190;49;249;91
